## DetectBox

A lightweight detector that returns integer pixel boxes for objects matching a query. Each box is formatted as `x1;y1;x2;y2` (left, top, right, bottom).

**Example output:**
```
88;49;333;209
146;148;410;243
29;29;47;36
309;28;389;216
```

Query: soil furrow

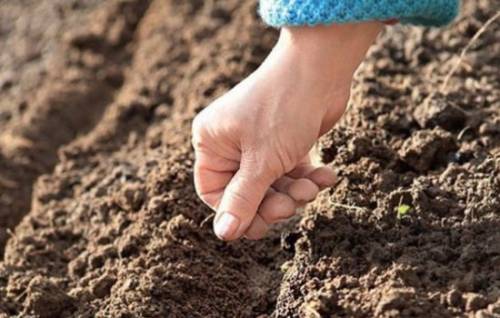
0;0;152;256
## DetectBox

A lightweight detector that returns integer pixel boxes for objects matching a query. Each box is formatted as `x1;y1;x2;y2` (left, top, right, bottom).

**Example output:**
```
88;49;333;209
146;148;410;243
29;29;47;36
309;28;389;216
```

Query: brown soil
0;0;498;317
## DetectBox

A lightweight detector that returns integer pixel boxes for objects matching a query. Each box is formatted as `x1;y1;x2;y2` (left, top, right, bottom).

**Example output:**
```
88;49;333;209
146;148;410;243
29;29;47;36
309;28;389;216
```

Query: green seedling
396;204;411;220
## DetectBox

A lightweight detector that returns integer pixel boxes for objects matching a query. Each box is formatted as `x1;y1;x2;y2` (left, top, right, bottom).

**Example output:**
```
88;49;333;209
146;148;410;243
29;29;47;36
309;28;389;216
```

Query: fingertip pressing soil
1;0;499;317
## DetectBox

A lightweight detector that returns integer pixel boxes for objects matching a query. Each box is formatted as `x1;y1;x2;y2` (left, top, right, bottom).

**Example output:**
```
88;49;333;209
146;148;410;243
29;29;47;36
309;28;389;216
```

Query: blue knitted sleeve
259;0;461;27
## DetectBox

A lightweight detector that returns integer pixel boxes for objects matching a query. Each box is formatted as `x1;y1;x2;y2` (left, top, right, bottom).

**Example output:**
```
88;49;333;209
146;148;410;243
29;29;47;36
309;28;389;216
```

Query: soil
0;0;498;317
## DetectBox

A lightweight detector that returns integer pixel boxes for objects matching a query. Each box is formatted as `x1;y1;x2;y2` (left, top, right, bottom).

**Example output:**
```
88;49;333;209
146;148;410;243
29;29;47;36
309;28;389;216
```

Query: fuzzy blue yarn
259;0;460;27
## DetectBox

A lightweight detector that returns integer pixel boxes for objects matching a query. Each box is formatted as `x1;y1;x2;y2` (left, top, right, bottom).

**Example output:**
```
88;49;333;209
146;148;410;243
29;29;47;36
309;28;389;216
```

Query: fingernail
214;212;240;240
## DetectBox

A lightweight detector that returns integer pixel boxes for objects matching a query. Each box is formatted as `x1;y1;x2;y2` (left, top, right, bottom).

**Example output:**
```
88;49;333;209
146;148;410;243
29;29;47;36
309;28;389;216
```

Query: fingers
245;189;297;240
193;146;240;209
245;166;335;240
287;162;337;190
305;166;337;189
214;160;275;241
272;165;336;207
287;178;320;203
193;167;232;208
286;162;316;179
273;175;321;203
258;189;297;224
244;214;269;240
194;146;336;242
272;176;294;193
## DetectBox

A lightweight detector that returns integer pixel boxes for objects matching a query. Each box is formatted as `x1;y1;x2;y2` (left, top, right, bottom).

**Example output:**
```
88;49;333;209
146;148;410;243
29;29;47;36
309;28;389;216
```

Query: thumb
213;158;275;241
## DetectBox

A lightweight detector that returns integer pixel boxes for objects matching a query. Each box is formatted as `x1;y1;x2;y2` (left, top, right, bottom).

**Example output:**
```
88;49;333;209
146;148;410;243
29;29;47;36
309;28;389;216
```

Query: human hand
192;22;383;241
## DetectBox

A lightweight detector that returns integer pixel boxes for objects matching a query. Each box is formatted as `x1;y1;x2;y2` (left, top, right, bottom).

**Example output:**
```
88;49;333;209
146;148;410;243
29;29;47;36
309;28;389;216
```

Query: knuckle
191;114;204;136
264;153;292;180
191;114;208;149
242;150;284;183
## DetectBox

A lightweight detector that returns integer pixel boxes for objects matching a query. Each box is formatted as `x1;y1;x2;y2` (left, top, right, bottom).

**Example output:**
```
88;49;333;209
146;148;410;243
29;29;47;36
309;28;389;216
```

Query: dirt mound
0;0;150;255
0;0;499;317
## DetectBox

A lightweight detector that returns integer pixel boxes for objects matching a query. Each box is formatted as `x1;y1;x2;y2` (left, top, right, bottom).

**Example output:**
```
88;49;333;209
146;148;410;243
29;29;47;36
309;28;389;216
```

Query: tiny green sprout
396;204;411;219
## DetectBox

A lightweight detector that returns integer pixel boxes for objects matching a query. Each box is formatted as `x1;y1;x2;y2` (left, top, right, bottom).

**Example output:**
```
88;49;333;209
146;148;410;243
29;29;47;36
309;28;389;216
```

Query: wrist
252;22;382;116
276;22;383;79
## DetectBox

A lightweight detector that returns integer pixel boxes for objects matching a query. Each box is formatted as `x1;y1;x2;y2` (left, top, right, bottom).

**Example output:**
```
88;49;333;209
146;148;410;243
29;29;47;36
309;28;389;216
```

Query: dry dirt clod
90;273;117;299
398;128;458;172
414;94;467;131
22;276;75;318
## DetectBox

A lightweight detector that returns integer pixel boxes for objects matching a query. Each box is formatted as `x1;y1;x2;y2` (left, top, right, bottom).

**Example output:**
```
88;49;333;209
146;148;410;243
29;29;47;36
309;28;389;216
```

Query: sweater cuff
259;0;460;27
